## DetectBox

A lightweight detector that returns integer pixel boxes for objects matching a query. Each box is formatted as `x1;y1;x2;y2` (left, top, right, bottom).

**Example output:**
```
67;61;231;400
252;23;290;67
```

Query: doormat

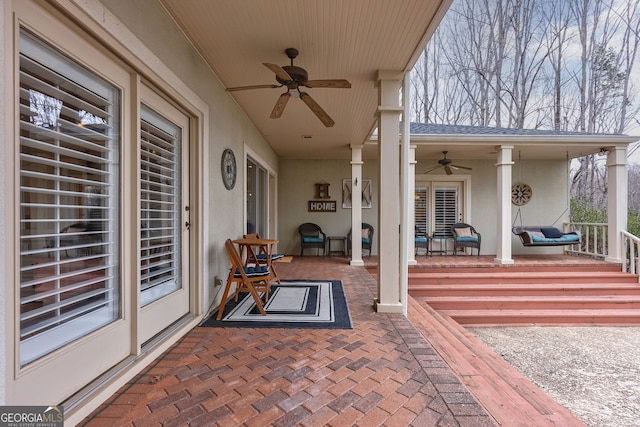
201;280;352;329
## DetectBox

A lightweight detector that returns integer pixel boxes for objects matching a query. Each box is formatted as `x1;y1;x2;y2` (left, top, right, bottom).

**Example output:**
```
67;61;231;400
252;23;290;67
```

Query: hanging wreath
511;183;532;206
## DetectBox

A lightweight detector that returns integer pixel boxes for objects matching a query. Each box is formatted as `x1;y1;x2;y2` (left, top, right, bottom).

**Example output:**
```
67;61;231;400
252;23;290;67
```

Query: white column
350;145;364;266
606;146;628;264
400;78;411;316
495;145;514;265
408;145;417;265
374;71;403;313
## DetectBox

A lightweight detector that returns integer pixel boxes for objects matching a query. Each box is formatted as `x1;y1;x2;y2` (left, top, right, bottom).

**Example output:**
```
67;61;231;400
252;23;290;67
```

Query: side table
327;235;347;257
430;236;453;256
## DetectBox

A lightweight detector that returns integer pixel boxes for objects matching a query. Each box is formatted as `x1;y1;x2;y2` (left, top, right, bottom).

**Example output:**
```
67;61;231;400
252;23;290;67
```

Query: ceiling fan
423;151;472;175
225;48;351;127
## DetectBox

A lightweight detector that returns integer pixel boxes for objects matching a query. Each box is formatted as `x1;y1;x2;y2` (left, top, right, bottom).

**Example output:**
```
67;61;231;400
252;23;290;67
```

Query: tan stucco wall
413;157;570;255
510;158;571;254
278;158;380;255
100;0;279;302
277;156;569;257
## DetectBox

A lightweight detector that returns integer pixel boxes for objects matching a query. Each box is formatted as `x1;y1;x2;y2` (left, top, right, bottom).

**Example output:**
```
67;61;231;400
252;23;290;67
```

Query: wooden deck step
407;264;640;325
409;271;639;285
407;297;586;426
408;263;623;274
441;308;640;326
409;282;640;297
423;295;640;310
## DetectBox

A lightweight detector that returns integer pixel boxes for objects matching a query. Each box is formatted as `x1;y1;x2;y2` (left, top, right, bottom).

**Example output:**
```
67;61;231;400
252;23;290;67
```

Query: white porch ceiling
159;0;451;159
158;0;637;162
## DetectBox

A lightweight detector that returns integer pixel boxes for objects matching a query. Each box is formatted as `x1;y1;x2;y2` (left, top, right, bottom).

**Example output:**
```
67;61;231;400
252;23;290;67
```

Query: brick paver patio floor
81;256;495;426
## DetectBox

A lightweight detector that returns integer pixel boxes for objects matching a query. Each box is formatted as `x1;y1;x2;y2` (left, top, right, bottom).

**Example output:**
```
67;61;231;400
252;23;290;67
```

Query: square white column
495;145;514;265
374;71;403;313
350;145;364;266
606;146;628;263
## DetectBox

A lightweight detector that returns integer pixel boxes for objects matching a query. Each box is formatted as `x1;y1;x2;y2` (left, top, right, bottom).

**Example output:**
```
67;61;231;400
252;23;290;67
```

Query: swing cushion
512;226;581;247
532;234;579;243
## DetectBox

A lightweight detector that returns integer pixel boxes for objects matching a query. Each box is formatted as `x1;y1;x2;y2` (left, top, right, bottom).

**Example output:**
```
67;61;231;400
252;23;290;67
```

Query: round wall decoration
511;183;532;206
221;148;237;190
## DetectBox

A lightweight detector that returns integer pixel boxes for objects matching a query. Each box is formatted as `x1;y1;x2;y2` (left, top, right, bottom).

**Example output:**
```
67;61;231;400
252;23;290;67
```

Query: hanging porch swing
510;151;582;247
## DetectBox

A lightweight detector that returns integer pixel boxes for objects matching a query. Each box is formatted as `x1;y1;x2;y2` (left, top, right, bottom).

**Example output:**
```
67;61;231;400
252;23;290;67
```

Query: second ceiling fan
424;151;472;175
226;48;351;127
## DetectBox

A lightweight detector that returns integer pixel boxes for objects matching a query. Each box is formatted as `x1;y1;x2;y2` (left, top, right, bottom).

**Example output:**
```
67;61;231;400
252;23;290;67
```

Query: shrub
570;196;640;237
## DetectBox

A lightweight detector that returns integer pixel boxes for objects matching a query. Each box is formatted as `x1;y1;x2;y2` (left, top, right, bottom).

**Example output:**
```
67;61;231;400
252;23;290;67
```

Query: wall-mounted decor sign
314;182;331;199
308;200;337;212
221;148;237;190
511;183;532;206
342;179;372;209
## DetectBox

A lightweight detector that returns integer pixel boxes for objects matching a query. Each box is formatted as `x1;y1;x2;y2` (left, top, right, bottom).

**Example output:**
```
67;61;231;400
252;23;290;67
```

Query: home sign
308;200;337;212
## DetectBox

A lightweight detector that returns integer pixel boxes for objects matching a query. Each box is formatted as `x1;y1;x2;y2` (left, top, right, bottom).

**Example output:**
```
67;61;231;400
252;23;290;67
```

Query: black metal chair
414;226;430;256
450;223;481;256
298;223;326;256
348;223;374;257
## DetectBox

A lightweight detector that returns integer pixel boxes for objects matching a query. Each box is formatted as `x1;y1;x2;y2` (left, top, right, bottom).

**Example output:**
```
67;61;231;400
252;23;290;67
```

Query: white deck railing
563;222;608;259
621;231;640;281
563;222;640;282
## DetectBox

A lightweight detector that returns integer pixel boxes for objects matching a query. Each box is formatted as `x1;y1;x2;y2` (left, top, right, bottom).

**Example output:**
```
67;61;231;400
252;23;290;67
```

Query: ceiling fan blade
422;165;443;174
444;166;453;175
263;63;293;82
451;164;473;170
226;84;280;92
270;93;291;119
305;79;352;89
299;92;335;127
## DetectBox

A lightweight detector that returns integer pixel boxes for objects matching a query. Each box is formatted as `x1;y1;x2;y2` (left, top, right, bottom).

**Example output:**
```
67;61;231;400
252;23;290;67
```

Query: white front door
137;87;190;343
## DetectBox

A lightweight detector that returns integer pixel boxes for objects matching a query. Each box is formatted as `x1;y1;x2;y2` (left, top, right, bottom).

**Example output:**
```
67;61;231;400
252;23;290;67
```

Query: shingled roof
409;122;614;137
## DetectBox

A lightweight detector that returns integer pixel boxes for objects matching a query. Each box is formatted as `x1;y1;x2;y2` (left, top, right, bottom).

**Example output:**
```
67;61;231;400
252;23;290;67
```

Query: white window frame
415;175;471;237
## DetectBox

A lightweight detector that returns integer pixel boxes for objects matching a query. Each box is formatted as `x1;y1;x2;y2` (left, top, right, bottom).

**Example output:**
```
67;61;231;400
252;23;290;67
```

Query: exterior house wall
278;158;380;255
278;157;569;257
99;0;279;305
510;158;571;254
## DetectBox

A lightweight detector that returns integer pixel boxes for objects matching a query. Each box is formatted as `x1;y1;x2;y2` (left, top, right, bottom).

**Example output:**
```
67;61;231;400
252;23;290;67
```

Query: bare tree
412;0;640;159
629;163;640;210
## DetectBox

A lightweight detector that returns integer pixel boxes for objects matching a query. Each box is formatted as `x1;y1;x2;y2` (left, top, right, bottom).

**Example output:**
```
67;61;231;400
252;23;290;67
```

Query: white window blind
434;187;458;238
415;186;429;235
18;30;120;365
139;106;181;306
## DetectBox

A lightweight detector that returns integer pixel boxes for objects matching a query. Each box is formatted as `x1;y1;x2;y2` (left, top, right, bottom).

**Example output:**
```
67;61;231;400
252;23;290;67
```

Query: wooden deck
367;254;640;326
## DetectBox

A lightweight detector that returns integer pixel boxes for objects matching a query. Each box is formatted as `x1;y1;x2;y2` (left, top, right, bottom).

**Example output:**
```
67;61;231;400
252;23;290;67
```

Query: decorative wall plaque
342;179;372;209
511;183;532;206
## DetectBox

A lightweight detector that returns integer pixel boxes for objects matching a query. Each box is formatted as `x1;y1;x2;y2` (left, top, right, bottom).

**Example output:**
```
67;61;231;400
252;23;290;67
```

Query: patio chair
298;223;326;256
348;223;374;257
216;238;271;320
451;223;481;256
415;226;430;256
